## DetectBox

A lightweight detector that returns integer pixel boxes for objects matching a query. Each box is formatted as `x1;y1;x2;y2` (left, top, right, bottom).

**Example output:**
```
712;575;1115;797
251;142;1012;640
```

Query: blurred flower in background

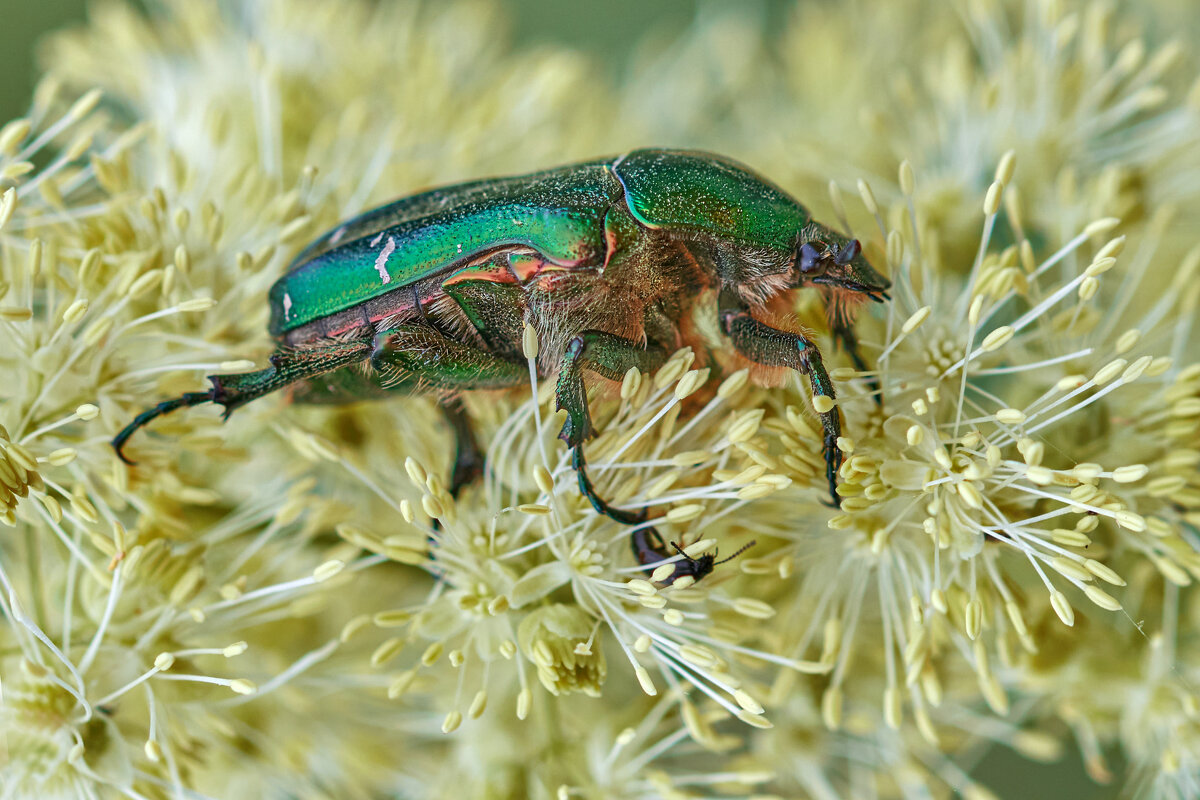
1;0;1198;798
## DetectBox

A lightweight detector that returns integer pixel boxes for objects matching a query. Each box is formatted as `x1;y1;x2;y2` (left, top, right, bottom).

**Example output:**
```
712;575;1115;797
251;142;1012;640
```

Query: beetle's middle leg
370;322;526;503
371;278;532;498
370;324;528;389
439;396;484;498
718;289;843;506
555;330;668;524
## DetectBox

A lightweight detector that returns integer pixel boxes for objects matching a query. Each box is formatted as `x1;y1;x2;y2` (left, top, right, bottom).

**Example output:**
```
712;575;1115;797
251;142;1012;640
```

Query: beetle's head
792;229;891;303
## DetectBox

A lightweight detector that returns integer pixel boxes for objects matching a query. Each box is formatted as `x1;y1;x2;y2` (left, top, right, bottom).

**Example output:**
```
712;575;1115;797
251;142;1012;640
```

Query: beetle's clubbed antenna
112;339;372;464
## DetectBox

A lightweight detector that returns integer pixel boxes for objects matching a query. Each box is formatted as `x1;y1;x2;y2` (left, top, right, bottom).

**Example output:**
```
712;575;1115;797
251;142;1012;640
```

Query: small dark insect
113;149;889;578
631;526;757;585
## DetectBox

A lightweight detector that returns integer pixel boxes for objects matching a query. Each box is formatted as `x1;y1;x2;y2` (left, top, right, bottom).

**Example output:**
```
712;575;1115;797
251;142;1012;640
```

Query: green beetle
114;149;890;523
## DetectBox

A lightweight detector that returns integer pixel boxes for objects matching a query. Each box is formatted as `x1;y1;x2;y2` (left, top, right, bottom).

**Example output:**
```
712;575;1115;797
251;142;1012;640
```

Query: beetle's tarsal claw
571;444;646;525
113;443;137;466
111;390;217;464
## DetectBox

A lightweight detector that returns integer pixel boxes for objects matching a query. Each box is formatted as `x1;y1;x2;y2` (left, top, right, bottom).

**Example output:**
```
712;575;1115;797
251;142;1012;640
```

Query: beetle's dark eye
798;243;824;275
836;239;862;265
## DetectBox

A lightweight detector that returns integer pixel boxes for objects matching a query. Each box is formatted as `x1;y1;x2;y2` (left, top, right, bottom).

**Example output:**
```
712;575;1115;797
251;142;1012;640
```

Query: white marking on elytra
283;293;293;319
369;231;386;247
375;236;395;284
330;225;348;245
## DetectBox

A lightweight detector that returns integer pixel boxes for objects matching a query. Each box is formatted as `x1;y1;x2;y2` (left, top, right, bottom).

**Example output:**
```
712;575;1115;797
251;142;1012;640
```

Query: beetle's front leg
718;290;843;506
556;330;667;524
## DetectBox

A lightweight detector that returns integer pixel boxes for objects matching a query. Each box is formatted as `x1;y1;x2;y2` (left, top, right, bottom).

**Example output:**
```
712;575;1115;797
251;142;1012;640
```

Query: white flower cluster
2;1;1198;798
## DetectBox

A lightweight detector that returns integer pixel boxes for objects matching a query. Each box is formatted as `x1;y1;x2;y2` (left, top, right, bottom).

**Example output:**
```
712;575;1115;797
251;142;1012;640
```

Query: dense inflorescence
2;1;1198;798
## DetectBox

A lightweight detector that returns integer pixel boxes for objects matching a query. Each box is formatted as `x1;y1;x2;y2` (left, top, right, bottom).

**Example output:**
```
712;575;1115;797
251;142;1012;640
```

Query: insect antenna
670;541;699;563
669;539;757;565
713;540;757;565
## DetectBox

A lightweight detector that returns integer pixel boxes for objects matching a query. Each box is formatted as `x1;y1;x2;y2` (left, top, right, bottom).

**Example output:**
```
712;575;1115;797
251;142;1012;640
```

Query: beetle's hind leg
718;289;843;507
112;391;221;464
112;338;373;463
555;330;668;524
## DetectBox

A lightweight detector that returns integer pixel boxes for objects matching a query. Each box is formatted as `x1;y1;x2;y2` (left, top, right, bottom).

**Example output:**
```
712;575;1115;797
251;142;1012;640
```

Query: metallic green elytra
269;164;614;337
114;148;891;557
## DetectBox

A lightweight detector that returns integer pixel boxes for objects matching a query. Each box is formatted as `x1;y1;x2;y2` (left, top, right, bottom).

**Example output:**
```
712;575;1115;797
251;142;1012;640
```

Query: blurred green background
0;0;1121;796
1;0;92;120
1;0;800;121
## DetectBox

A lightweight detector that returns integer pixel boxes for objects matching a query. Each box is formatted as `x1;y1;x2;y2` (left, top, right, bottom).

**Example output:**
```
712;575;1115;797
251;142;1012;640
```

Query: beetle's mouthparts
812;275;890;301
